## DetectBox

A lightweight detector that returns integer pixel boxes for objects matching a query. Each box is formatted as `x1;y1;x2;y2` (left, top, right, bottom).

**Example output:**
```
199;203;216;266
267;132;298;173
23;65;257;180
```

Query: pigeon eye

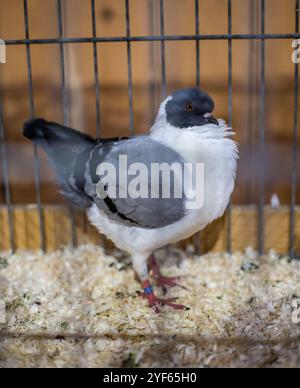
185;103;193;112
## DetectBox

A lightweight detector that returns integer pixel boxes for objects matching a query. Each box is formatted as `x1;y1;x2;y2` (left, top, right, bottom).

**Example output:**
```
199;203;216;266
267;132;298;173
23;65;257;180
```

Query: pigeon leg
141;280;187;313
149;256;187;290
133;256;187;312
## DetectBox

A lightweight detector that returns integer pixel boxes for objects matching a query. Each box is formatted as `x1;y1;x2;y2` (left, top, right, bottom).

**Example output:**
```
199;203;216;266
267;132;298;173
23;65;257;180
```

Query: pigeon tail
23;118;96;209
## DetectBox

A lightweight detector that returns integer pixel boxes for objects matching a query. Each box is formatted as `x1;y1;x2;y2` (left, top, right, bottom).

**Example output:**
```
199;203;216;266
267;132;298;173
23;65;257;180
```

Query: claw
141;279;188;313
147;294;188;313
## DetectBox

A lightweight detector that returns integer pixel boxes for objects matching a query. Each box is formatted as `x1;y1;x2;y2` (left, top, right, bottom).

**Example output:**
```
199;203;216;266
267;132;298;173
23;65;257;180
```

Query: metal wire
125;0;134;134
226;0;233;254
0;100;15;252
57;0;69;125
257;0;266;255
160;0;167;98
91;0;101;138
5;33;300;46
147;0;158;122
194;0;201;255
57;0;77;248
290;0;300;259
23;0;46;252
195;0;200;88
245;1;257;205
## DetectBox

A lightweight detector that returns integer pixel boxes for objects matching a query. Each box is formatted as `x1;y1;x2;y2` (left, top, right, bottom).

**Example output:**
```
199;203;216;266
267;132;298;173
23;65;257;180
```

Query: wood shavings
0;245;300;368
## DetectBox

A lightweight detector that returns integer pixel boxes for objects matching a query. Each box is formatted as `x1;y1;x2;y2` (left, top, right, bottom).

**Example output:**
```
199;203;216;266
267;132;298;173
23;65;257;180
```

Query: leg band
142;280;153;295
144;286;154;295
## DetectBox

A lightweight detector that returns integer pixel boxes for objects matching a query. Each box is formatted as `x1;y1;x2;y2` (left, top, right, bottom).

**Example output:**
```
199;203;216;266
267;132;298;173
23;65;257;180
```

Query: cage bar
160;0;167;98
57;0;78;248
193;0;201;255
147;0;158;122
57;0;69;125
125;0;134;134
23;0;46;252
195;0;200;88
226;0;233;254
0;100;15;252
91;0;101;138
5;33;300;46
257;0;266;255
290;0;300;259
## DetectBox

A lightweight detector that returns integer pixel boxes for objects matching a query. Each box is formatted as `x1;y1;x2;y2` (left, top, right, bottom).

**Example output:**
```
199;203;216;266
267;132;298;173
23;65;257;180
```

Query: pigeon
23;88;238;312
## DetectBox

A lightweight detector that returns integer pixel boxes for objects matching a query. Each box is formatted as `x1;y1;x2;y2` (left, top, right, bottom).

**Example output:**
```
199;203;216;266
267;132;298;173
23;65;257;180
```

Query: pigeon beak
203;112;219;126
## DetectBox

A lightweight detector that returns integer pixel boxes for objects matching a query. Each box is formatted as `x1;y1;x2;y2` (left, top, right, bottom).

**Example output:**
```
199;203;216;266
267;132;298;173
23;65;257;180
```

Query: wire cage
1;0;300;370
0;0;299;258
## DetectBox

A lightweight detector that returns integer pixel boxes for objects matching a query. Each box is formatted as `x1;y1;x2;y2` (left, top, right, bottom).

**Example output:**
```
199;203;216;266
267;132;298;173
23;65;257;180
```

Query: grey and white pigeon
23;88;238;312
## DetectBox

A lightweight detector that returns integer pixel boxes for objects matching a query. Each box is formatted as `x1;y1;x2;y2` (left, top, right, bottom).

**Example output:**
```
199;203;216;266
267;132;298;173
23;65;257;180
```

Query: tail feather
23;118;96;209
23;118;49;142
23;118;95;150
23;118;96;163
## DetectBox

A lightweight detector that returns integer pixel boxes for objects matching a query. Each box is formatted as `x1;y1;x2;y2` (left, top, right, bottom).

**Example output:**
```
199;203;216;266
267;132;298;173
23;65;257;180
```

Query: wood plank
0;205;299;256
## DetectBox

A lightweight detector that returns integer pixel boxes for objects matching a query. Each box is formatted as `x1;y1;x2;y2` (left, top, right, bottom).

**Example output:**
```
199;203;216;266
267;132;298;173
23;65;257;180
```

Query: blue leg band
144;286;154;295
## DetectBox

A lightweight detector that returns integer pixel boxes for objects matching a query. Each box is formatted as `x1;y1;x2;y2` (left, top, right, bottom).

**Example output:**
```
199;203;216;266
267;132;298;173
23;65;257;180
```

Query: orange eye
185;103;193;112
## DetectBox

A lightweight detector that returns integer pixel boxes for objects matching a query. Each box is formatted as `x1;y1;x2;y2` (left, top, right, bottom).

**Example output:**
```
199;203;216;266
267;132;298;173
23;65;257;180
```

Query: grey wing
84;137;186;229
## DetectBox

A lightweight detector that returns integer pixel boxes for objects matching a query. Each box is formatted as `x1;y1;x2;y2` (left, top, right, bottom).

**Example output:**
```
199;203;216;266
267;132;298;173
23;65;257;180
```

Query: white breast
87;121;238;257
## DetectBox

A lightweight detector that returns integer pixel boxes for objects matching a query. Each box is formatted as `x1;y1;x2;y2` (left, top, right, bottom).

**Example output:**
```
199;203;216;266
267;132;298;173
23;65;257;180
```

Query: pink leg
149;256;187;290
142;280;187;313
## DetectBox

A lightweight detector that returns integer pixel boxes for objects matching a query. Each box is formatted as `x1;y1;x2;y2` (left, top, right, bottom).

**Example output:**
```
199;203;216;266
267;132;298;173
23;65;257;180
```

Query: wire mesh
0;0;299;257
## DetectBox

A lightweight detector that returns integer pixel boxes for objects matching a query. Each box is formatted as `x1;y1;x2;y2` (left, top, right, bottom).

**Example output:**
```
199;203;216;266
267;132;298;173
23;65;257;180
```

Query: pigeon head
165;88;219;128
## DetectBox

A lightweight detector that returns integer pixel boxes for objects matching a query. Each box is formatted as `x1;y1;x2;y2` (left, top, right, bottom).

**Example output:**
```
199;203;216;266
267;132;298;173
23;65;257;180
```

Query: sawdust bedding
0;244;300;368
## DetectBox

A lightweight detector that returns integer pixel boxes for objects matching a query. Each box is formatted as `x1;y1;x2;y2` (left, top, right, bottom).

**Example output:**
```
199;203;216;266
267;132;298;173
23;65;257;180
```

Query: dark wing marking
85;137;186;229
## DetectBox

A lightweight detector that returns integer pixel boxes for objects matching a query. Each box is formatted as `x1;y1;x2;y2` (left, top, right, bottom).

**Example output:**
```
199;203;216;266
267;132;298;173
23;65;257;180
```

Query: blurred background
0;0;299;253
